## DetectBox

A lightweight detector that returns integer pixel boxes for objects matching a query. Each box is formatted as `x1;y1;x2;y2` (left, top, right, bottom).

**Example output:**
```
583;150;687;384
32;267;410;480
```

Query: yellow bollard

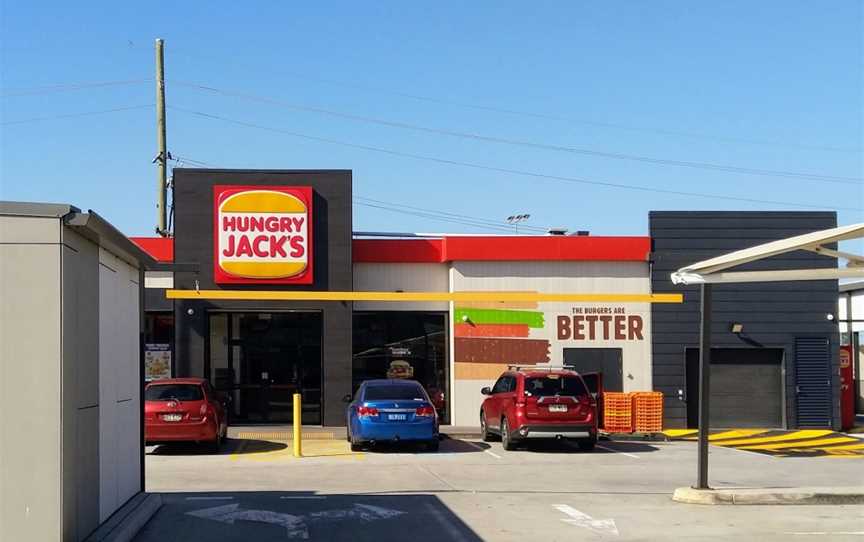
293;393;302;457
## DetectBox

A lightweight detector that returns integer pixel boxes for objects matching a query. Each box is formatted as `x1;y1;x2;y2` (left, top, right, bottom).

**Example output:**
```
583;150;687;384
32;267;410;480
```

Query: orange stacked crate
602;392;633;433
631;392;663;433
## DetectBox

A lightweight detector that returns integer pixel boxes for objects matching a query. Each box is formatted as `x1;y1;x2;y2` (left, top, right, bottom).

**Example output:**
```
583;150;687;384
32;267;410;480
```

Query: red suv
480;367;598;451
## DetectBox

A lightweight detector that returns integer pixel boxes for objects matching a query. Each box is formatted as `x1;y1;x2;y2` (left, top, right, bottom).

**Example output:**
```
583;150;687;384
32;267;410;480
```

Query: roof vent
570;230;590;236
547;227;568;236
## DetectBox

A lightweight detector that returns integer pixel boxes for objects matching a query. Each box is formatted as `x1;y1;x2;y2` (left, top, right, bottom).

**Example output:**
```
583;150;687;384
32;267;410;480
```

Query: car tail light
357;406;379;418
415;406;436;417
190;403;209;421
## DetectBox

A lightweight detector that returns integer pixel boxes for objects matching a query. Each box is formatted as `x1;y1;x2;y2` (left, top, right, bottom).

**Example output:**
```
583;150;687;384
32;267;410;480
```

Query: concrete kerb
673;486;864;505
84;492;163;542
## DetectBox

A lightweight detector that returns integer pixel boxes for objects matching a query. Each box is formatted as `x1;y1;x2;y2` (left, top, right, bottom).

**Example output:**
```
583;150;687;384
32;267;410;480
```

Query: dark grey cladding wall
650;211;840;430
172;169;352;426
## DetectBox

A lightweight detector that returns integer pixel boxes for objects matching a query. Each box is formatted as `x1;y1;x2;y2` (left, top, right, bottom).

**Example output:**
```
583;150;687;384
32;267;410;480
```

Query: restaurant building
133;169;843;429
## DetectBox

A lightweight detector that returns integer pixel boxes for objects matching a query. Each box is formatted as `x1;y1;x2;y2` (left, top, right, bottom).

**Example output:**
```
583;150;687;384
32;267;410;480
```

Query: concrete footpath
673;486;864;505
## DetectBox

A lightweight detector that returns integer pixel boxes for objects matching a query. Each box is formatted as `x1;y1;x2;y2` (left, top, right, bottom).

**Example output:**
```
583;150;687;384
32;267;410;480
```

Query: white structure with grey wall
0;202;152;542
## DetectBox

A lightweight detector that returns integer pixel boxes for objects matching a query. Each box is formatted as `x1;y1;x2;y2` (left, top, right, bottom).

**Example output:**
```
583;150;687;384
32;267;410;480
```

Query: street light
506;213;531;235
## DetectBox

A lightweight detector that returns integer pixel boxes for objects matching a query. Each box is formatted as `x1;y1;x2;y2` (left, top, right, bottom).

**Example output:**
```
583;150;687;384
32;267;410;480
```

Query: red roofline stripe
130;237;174;263
130;236;650;264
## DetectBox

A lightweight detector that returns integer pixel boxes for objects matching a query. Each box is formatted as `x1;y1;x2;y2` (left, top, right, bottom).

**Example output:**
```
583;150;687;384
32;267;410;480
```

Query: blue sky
1;1;862;242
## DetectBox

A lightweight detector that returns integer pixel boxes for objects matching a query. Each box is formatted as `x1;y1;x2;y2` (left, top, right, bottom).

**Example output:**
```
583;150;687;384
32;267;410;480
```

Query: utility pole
155;38;168;236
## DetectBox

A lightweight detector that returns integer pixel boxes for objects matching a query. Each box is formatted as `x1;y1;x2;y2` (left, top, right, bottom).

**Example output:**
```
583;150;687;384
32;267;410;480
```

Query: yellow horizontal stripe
711;430;833;447
737;436;858;451
816;443;864;452
166;290;684;303
707;429;771;441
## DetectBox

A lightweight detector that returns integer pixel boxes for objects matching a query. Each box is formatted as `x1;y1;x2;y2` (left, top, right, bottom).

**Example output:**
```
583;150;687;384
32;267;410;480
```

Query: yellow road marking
787;442;864;454
737;436;858;451
710;430;834;447
706;429;770;441
167;289;684;304
230;440;363;462
235;432;336;441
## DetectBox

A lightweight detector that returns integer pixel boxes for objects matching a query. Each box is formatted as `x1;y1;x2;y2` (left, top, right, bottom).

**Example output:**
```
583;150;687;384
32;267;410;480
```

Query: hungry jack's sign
213;185;313;284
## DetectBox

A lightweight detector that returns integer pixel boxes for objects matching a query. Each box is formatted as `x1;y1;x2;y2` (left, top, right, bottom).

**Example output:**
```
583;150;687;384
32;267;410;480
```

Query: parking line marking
185;496;234;501
596;444;639;459
280;496;327;500
711;430;834;447
463;440;502;459
736;436;858;451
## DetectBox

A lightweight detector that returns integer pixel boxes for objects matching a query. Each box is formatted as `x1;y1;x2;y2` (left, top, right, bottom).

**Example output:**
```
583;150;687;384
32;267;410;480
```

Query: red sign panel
213;185;313;284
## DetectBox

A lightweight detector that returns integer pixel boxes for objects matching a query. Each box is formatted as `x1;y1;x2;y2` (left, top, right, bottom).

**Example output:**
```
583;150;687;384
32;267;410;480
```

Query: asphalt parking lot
140;436;864;541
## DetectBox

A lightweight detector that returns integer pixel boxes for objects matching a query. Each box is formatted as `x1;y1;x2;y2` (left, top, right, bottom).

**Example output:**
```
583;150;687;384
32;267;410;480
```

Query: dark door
685;348;783;428
795;337;833;428
209;312;323;424
563;348;623;391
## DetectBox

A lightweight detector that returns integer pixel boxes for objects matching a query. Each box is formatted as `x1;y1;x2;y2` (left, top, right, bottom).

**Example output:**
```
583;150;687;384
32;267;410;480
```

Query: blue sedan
345;380;440;452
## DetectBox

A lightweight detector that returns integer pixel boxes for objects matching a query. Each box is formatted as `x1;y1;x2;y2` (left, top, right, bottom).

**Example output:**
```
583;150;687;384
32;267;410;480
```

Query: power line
170;81;862;185
0;104;154;125
168;105;864;212
168;50;859;154
354;196;549;233
1;79;151;97
169;154;544;232
354;201;528;233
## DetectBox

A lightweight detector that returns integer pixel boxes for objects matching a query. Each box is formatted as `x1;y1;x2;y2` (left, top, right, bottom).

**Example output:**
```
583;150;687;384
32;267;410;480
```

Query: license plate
388;414;406;421
549;404;568;413
162;414;182;422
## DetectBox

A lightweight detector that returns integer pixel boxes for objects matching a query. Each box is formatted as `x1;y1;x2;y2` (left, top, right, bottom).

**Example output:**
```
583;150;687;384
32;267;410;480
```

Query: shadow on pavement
134;491;483;542
360;438;490;454
147;438;287;456
508;439;660;454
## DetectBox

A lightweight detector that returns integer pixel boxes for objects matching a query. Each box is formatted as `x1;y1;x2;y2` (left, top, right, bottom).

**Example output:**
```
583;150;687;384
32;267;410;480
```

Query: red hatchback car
480;367;598;451
145;378;228;451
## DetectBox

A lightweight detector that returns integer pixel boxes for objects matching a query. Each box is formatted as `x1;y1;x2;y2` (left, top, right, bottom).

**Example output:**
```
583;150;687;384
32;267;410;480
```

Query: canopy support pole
696;283;712;490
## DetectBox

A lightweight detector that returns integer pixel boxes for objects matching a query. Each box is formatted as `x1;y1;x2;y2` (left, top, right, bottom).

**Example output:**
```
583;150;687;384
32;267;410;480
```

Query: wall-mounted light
461;314;470;323
730;323;744;334
826;313;835;321
186;308;195;316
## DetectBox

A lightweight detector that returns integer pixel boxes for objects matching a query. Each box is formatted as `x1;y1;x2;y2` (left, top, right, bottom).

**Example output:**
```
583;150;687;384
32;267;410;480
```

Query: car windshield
524;375;588;398
364;384;426;401
145;384;203;401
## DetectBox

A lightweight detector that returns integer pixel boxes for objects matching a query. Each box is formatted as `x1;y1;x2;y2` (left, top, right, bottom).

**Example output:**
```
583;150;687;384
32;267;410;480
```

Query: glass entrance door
209;312;322;424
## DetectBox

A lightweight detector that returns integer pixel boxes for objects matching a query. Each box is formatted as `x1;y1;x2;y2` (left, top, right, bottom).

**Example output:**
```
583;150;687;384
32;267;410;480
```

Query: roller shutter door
686;348;783;428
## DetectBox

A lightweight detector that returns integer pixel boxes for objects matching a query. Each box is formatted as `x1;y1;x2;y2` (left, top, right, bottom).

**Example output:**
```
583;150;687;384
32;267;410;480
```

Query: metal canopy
671;221;864;490
672;223;864;285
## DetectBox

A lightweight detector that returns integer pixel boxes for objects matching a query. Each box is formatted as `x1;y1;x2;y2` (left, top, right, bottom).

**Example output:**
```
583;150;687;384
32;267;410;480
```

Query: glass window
352;312;449;422
524;376;588;398
364;383;427;401
492;375;510;394
145;384;203;401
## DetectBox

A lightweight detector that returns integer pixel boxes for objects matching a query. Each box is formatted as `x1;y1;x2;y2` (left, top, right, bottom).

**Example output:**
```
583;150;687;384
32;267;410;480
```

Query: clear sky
2;1;862;244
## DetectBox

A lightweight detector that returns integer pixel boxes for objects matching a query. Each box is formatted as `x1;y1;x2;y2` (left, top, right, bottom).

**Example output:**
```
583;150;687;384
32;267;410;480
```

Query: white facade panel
354;262;449;311
144;271;173;289
448;260;652;426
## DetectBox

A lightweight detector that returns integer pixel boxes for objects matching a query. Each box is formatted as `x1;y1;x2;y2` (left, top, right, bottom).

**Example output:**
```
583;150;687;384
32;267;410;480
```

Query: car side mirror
342;394;352;403
481;387;492;396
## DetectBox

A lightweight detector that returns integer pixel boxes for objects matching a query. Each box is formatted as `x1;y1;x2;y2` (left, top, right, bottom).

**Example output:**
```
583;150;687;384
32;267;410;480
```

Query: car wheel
208;433;222;454
480;410;495;442
501;418;516;451
577;438;596;452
